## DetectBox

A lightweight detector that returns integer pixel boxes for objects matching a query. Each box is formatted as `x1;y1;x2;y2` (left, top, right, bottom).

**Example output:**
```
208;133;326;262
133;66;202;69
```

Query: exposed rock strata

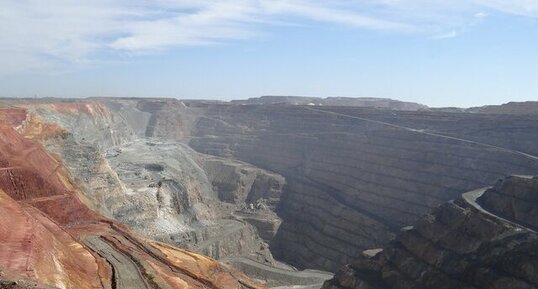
202;157;285;206
0;107;266;289
132;98;199;139
13;100;283;262
477;176;538;230
189;104;538;271
322;176;538;289
313;106;538;156
5;98;538;281
0;189;102;289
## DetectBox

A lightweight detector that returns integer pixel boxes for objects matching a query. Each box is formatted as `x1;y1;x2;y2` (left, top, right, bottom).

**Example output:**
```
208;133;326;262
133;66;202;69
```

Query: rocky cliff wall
4;100;286;263
6;98;538;279
189;104;538;271
322;176;538;289
315;106;538;157
478;175;538;231
0;106;266;289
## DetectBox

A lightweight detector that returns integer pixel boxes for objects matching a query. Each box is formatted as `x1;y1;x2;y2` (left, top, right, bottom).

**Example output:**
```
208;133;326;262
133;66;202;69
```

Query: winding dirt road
462;186;537;233
83;236;150;289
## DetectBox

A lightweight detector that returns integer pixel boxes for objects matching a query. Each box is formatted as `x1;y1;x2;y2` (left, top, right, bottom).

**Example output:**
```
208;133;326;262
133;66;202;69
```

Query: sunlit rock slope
0;106;265;289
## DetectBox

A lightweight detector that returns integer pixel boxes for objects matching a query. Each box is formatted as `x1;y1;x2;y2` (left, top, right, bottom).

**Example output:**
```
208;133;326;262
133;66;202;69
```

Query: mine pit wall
134;98;200;140
27;102;138;149
202;157;285;207
477;176;538;230
97;98;153;138
13;100;538;274
322;176;538;289
25;105;136;219
18;100;284;262
21;100;195;221
316;106;538;157
189;104;538;272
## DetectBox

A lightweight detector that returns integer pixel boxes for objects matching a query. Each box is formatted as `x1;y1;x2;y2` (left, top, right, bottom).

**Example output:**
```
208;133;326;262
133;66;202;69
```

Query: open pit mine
1;96;537;289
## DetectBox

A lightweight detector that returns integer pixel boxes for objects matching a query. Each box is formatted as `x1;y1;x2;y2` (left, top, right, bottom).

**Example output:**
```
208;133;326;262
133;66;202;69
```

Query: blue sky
0;1;537;107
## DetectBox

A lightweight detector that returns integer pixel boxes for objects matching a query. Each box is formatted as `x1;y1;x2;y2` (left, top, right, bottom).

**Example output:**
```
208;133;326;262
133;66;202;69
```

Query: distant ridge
231;96;428;111
468;101;538;115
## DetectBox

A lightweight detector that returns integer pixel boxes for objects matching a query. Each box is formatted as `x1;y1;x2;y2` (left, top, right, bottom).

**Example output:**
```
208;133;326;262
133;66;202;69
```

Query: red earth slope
0;107;265;289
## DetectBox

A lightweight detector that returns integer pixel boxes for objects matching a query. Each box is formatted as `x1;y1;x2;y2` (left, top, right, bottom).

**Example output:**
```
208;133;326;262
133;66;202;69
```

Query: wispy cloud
432;10;488;39
0;0;536;74
434;30;459;39
472;0;538;17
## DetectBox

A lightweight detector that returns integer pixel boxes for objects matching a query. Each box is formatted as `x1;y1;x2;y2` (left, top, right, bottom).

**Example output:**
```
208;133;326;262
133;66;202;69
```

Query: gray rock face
322;176;538;289
189;104;538;271
202;158;285;205
25;99;286;264
30;102;137;148
316;106;538;156
478;176;538;230
134;98;197;139
10;98;538;284
105;140;216;233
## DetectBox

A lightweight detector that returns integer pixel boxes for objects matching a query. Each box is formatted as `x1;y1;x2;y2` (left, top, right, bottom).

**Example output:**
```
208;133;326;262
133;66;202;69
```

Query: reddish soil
0;107;265;289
